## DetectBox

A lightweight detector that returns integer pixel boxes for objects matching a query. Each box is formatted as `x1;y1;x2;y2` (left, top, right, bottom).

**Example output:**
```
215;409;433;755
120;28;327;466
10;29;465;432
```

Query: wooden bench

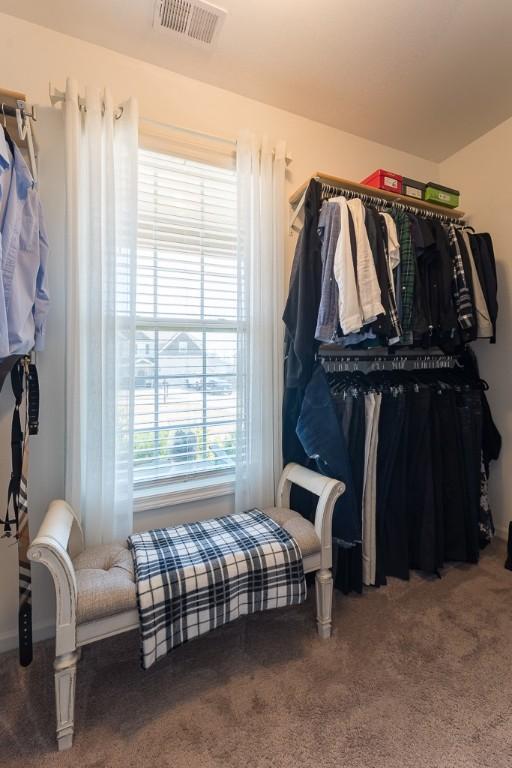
28;462;344;750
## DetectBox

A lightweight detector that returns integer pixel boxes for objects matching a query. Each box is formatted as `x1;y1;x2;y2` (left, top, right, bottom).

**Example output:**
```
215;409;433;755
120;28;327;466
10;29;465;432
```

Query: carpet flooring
1;540;512;768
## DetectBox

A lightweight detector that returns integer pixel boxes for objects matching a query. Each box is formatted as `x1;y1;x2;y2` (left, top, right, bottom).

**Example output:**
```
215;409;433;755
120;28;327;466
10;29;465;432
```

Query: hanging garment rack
318;346;458;373
289;172;465;232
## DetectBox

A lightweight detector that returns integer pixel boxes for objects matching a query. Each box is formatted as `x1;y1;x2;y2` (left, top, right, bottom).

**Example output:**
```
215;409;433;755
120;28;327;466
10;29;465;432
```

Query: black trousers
430;392;445;571
375;390;406;586
406;388;439;574
457;389;483;564
435;388;468;563
332;393;365;594
384;390;412;580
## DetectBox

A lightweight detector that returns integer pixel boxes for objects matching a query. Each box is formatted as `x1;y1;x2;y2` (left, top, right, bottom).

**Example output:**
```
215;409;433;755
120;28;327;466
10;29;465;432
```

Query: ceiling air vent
154;0;226;46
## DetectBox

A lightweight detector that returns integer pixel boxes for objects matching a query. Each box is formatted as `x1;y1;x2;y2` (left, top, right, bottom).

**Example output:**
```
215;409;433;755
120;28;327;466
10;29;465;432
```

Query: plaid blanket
128;509;306;669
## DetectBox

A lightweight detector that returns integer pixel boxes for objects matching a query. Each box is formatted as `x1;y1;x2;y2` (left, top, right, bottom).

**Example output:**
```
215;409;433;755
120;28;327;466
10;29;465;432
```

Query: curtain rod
141;117;292;164
49;84;292;163
140;116;236;147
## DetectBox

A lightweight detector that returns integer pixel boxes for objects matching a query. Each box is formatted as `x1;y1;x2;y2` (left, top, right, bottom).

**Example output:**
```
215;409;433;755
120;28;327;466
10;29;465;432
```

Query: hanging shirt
331;196;364;334
0;129;49;358
380;212;402;344
337;207;377;347
364;207;400;342
430;220;459;338
315;201;341;343
0;129;13;228
407;214;429;338
448;223;475;332
347;198;384;324
380;212;400;282
461;229;493;339
392;209;415;345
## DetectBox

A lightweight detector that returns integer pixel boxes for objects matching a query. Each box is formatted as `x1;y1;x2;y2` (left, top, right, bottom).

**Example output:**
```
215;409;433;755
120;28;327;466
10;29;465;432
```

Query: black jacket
283;180;323;388
283;180;322;469
409;217;458;348
365;207;393;339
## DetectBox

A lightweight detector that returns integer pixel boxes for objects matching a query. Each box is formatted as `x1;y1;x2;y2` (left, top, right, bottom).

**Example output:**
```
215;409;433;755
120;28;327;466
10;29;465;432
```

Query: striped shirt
448;224;475;330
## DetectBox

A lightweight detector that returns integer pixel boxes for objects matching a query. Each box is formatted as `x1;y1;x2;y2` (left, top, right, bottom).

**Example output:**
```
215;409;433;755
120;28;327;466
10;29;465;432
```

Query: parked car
185;377;233;394
206;377;233;394
186;377;203;390
135;375;153;388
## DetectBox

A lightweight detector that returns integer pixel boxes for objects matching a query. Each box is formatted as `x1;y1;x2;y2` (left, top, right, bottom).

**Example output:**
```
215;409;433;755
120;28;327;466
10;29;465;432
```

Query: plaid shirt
448;224;475;330
392;209;415;344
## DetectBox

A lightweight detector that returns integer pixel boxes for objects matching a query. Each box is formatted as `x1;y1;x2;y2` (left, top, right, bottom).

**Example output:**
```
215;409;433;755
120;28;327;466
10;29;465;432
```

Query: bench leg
315;569;333;639
54;650;79;750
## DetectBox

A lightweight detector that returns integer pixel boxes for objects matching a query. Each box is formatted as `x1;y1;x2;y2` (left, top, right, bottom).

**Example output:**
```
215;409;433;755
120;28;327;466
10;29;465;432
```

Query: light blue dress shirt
0;129;49;358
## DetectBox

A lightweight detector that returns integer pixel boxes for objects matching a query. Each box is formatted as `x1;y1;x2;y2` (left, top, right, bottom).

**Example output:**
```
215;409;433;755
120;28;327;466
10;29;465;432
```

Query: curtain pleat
235;132;287;512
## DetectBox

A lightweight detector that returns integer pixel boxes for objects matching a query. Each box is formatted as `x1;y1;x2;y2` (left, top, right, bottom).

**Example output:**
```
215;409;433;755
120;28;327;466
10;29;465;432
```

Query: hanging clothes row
0;116;46;667
315;182;497;352
284;179;498;394
282;177;500;596
282;178;498;467
295;352;501;594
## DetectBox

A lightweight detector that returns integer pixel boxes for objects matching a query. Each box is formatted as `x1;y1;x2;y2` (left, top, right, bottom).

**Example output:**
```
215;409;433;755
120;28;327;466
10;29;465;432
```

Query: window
135;147;239;496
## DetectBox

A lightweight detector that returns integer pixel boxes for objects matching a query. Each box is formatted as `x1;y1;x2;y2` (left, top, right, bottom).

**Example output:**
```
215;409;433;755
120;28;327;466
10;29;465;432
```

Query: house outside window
134;146;239;501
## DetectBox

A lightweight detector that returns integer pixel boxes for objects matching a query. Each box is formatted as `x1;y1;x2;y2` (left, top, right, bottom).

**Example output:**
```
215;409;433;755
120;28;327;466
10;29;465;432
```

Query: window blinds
135;147;239;488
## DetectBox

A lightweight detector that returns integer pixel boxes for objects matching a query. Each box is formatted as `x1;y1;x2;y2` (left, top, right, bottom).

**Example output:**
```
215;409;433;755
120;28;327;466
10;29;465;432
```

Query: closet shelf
289;172;465;219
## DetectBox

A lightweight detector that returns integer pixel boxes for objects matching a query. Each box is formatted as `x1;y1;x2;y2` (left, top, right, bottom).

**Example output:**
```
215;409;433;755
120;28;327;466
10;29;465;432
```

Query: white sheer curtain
64;78;138;546
235;132;287;512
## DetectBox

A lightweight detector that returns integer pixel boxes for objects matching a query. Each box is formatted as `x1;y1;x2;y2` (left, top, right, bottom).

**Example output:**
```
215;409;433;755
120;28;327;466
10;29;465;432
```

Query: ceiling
2;0;512;161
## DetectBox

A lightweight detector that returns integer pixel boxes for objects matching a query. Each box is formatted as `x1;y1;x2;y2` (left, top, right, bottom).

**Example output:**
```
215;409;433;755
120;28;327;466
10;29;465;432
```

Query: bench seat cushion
262;507;320;557
73;544;136;624
72;508;319;624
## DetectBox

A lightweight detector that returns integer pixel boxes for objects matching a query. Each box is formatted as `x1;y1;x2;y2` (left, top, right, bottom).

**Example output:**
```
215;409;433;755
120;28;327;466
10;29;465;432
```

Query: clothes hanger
0;104;38;185
289;188;307;233
16;108;28;141
24;117;38;185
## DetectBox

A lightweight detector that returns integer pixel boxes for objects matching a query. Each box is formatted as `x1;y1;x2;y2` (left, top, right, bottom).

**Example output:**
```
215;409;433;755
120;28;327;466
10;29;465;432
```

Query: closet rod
1;102;37;122
319;348;459;372
318;346;454;360
290;172;465;221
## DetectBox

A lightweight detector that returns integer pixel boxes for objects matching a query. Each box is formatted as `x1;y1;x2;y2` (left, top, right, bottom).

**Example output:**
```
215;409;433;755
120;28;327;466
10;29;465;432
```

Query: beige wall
0;12;443;651
440;120;512;540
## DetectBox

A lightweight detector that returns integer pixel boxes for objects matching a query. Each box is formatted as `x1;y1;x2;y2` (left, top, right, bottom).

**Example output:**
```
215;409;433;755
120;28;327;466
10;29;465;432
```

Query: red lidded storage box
361;169;403;194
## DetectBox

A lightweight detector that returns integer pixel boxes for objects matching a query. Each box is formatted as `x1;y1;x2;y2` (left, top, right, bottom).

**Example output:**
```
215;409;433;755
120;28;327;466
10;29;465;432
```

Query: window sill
134;474;235;513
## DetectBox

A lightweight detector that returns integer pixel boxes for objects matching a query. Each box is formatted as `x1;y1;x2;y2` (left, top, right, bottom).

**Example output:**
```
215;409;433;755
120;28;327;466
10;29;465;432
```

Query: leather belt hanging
1;356;39;666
